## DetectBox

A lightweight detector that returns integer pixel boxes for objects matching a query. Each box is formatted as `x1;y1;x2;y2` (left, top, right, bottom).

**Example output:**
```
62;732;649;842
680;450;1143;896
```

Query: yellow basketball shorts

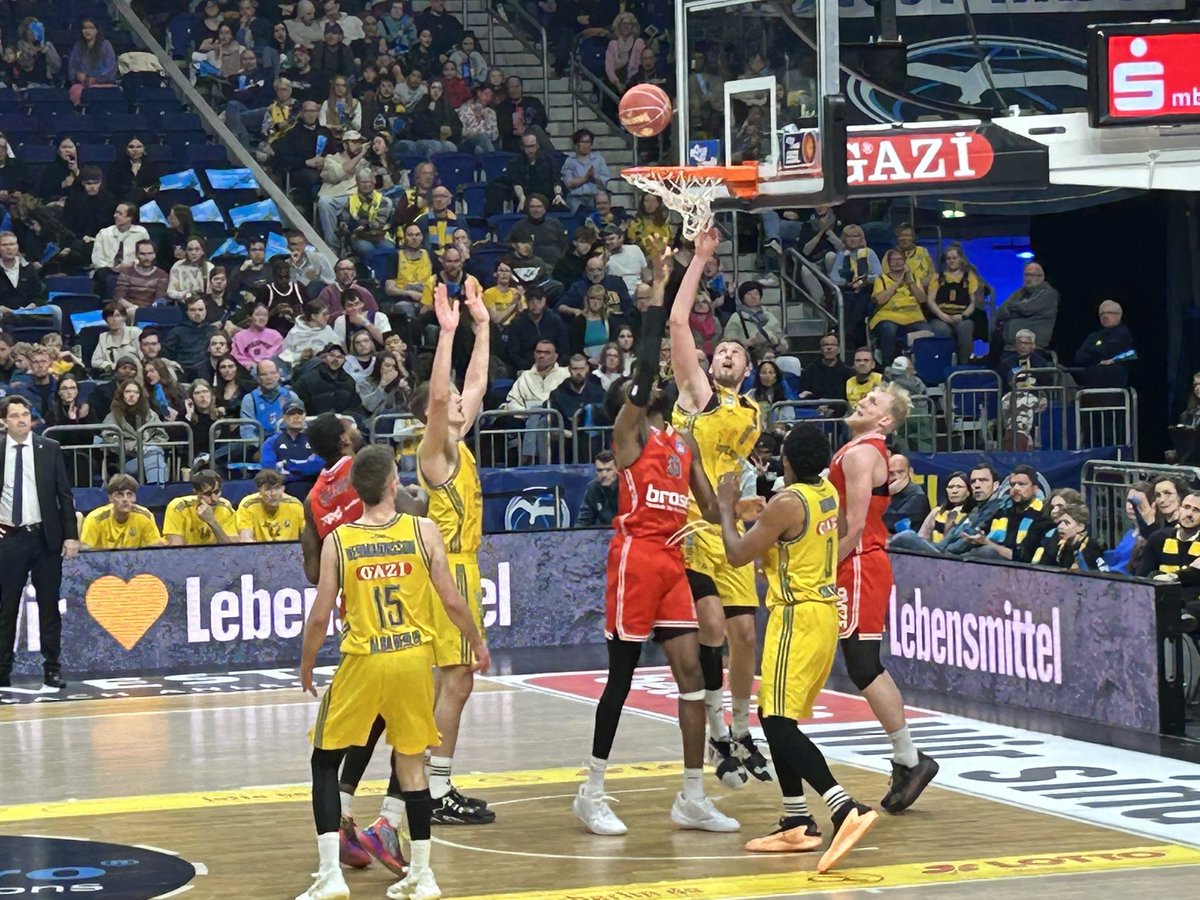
430;553;484;668
310;646;440;755
757;602;839;720
685;526;758;607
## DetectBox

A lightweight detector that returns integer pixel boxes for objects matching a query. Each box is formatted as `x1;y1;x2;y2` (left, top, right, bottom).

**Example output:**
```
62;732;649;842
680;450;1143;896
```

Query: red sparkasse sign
1105;32;1200;120
845;131;995;187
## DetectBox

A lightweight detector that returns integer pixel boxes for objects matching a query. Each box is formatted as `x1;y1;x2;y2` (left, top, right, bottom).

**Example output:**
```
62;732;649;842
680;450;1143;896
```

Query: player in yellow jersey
405;280;493;824
667;228;769;787
298;444;489;900
79;474;163;549
715;423;878;874
236;469;306;542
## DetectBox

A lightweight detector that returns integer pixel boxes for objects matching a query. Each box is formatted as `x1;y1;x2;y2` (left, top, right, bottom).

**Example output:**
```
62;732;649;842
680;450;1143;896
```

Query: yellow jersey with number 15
671;381;760;522
418;441;482;555
331;514;437;656
764;480;841;609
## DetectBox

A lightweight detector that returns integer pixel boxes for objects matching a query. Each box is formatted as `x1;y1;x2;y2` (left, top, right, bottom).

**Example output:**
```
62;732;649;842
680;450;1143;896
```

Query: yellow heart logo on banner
85;575;169;651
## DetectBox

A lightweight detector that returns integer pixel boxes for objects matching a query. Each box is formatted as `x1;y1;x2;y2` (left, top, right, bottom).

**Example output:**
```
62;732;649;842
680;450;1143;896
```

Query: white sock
428;755;452;800
586;755;607;794
888;726;919;768
704;690;726;738
683;767;705;801
409;838;431;873
381;795;405;829
338;790;353;818
821;785;851;817
731;698;751;737
317;832;340;871
783;794;810;820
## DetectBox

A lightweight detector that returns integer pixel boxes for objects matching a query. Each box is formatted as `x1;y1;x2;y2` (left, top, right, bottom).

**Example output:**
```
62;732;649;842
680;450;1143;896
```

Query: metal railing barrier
780;248;845;357
1080;460;1200;552
44;424;125;489
369;412;423;472
212;418;263;477
1074;388;1138;461
473;408;565;468
137;421;194;485
571;404;613;464
945;369;1002;452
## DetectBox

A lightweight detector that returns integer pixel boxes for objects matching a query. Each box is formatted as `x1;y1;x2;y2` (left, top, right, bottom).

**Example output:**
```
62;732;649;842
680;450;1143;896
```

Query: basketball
619;84;672;137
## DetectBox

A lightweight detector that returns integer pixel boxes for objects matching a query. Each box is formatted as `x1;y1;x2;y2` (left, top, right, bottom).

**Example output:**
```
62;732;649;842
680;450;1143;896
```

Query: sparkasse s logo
1111;37;1165;113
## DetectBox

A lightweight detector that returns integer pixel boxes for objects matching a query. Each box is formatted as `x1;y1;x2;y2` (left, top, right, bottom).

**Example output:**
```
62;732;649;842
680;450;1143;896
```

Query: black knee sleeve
760;714;837;796
311;747;346;834
841;636;885;691
403;788;433;841
698;643;724;692
338;715;386;793
592;638;642;760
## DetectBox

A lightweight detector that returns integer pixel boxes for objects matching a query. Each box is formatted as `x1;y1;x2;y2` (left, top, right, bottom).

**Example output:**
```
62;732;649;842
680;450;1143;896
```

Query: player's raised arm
300;533;341;695
838;445;875;564
300;497;321;585
419;284;459;478
460;279;491;425
715;473;803;568
418;517;491;674
669;228;719;412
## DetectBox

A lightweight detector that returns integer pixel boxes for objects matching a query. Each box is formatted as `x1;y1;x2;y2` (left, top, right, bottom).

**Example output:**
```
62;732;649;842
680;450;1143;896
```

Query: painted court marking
447;845;1200;900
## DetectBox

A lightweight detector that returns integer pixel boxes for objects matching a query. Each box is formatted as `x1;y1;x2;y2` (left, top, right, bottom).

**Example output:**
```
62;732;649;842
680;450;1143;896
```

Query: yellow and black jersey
80;503;162;549
671;381;759;522
163;496;237;546
236;493;305;542
417;440;482;556
763;480;840;609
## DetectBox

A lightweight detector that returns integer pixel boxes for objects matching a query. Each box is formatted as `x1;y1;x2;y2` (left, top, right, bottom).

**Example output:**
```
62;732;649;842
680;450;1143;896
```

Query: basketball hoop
621;164;759;242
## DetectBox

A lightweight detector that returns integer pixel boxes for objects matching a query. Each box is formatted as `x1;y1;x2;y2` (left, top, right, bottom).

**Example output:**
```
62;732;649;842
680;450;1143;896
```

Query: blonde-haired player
667;229;768;786
297;444;489;900
829;383;938;812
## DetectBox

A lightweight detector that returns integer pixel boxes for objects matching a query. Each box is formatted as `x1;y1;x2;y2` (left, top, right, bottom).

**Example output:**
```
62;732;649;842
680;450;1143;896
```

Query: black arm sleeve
628;305;667;408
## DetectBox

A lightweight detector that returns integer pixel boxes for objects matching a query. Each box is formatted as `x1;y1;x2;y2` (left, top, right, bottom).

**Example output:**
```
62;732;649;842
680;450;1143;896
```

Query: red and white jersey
614;425;692;544
828;432;890;556
309;455;364;542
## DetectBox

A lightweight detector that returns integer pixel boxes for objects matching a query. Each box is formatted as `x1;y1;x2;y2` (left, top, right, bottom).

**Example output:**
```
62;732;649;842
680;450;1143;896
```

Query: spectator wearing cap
552;227;600;287
239;358;302;440
281;44;318;102
508;194;569;268
486;133;566;216
273;101;333;204
113;240;169;314
80;474;163;550
505;286;568;371
293;342;364;418
314;129;368;244
559;253;630;322
883;453;931;534
310;21;355;81
601;225;646;298
1073;299;1134;389
317;258;379;317
165;296;218;381
257;406;324;480
63;166;116;239
722;281;784;355
561;129;611;214
91;202;150;290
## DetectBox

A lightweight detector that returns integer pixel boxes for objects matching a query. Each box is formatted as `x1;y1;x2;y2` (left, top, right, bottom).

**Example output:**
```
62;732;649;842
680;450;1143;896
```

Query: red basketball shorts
605;535;697;642
836;549;893;641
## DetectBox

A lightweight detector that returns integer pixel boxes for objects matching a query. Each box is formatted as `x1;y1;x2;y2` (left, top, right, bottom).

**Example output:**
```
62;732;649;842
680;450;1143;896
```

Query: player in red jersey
827;385;938;812
300;412;425;874
573;246;739;838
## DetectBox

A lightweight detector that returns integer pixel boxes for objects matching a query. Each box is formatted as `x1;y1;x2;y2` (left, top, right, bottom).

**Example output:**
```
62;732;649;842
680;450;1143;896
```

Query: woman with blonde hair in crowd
144;358;187;422
605;12;645;92
572;284;615;361
688;292;722;360
320;75;362;136
926;242;983;364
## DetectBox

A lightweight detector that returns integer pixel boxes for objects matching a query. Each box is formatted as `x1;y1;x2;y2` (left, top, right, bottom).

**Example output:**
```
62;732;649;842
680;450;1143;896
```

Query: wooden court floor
2;679;1198;899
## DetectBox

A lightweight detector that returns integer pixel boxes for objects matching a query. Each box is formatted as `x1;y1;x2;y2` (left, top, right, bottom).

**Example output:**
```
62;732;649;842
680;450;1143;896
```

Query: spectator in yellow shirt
483;260;524;326
871;248;928;366
845;347;883;408
384;223;434;317
236;469;306;542
895;222;934;285
80;475;164;550
163;469;239;546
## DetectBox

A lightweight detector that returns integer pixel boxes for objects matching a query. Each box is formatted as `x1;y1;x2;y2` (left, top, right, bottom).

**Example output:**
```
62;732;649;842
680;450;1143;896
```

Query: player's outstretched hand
716;471;741;512
646;236;672;287
464;282;489;325
695;226;720;261
736;496;767;523
471;639;491;675
300;661;318;697
433;283;459;332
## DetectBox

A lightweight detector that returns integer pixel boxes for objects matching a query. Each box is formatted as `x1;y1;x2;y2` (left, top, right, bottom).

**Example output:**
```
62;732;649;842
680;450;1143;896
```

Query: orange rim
621;162;760;199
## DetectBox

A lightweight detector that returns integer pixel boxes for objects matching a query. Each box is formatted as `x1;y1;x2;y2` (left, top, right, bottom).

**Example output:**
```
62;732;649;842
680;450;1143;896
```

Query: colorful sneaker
670;793;740;832
358;816;407;876
339;815;371;868
732;733;774;782
744;816;823;853
573;784;628;836
816;802;878;873
880;751;939;813
706;735;748;790
295;867;349;900
386;865;441;900
431;789;496;825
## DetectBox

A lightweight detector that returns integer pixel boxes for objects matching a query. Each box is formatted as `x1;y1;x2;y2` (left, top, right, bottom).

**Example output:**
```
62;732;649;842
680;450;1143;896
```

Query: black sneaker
880;751;939;813
705;735;748;790
447;785;488;811
732;733;774;782
432;789;496;825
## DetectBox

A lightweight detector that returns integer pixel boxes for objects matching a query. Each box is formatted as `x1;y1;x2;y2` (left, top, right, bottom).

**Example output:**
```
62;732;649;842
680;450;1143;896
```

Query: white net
622;169;723;242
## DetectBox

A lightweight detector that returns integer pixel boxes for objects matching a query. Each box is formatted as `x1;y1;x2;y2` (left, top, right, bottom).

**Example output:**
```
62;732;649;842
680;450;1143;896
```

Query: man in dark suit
0;395;78;689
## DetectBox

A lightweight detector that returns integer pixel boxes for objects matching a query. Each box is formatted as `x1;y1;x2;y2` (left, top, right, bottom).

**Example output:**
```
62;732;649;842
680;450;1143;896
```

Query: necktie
11;442;24;527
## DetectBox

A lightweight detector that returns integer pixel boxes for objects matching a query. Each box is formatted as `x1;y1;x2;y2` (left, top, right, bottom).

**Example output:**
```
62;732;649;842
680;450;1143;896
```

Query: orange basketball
619;84;673;138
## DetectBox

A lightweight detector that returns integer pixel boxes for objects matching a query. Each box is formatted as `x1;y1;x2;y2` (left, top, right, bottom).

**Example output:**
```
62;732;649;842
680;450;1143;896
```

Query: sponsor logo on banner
820;0;1183;18
1101;31;1200;123
0;835;198;896
688;139;721;167
779;130;820;171
846;131;995;186
505;488;570;531
84;574;169;650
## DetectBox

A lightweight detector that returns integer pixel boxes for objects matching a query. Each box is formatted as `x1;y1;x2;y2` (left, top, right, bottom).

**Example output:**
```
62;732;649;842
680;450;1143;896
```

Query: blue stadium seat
487;213;525;242
47;114;98;141
77;144;117;166
461;183;486;218
156;188;204;209
163;112;204;133
576;36;608;79
468;246;512;286
121;76;172;104
0;115;38;140
186;144;230;166
396;153;425;174
134;307;183;328
145;145;177;166
138;101;187;120
166;131;209;152
166;14;200;59
24;87;71;108
479;151;515;182
18;145;56;183
47;276;96;294
911;337;956;385
431;152;479;191
53;295;103;334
